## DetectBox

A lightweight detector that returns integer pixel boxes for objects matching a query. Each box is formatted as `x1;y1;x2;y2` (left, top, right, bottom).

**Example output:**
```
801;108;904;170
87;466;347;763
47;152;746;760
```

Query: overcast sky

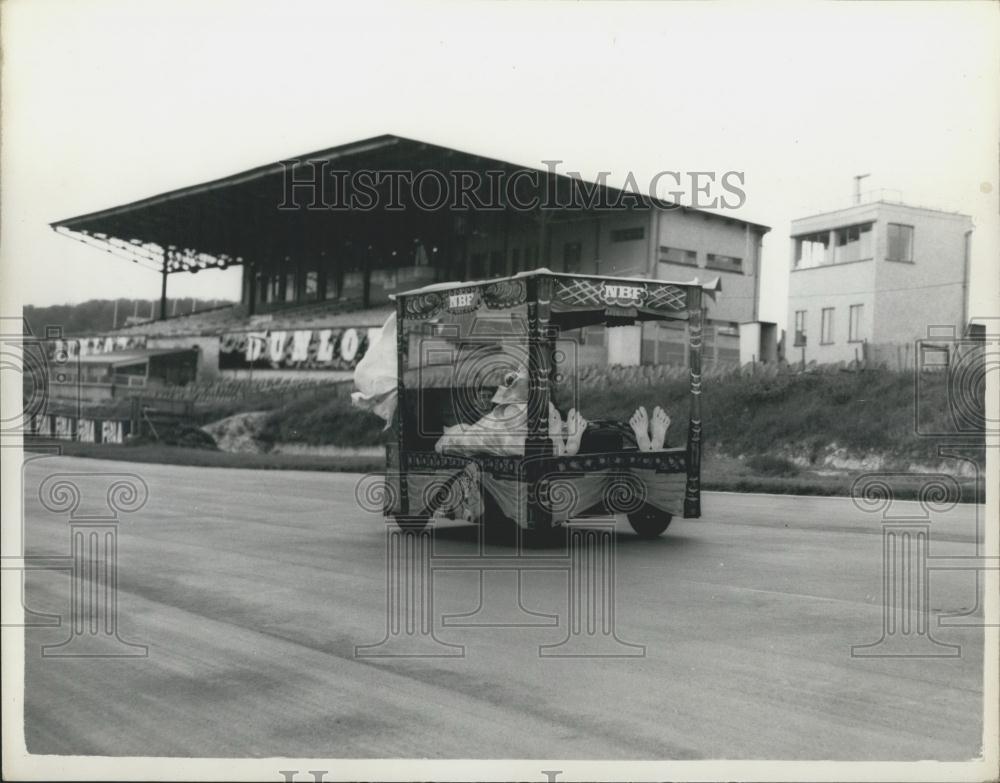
2;0;997;329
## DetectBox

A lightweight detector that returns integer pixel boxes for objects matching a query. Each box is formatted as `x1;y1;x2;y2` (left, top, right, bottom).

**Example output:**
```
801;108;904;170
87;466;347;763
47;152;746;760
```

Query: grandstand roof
50;134;771;274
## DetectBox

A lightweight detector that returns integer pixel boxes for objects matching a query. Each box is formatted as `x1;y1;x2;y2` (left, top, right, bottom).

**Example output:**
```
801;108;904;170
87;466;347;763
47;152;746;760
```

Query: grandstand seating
109;304;249;337
102;298;393;339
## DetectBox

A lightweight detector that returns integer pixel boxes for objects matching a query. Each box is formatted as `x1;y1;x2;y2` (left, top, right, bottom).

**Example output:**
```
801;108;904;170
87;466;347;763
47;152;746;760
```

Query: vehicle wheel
627;505;672;538
391;515;429;531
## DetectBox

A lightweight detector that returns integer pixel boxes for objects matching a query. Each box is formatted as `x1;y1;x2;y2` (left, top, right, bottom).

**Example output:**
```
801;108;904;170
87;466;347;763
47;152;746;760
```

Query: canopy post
159;250;169;320
524;275;553;532
684;285;704;518
394;296;409;518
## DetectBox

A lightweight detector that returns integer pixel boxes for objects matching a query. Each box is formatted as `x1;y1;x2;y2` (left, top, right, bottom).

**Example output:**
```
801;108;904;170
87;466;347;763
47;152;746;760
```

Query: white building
787;200;973;365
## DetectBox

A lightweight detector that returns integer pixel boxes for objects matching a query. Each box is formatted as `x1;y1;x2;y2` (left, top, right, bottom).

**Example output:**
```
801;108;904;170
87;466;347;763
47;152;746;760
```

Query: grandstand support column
247;261;257;316
159;250;169;320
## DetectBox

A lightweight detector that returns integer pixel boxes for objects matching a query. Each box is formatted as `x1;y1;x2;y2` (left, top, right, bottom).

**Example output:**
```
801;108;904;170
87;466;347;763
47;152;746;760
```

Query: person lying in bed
435;366;587;457
434;366;672;457
551;404;672;455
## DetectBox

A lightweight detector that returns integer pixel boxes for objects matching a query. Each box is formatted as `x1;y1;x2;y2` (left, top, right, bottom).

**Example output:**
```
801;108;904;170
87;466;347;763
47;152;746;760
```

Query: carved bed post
685;285;703;518
525;274;553;531
394;296;409;518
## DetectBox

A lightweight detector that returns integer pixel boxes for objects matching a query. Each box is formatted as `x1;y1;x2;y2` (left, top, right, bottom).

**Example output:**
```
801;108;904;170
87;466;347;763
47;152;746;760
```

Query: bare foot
563;408;588;456
629;406;652;452
650;405;671;450
548;402;565;456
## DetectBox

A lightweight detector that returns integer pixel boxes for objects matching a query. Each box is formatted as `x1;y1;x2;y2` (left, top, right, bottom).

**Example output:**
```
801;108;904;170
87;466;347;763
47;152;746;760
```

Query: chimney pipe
853;173;871;205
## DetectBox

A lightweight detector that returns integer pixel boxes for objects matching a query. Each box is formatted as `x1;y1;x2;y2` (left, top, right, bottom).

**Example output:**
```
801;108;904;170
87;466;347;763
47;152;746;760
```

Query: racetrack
19;454;986;760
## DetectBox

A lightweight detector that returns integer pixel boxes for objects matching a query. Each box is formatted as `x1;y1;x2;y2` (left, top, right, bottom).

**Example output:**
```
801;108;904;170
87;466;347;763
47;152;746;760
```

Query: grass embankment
28;367;985;500
255;365;979;463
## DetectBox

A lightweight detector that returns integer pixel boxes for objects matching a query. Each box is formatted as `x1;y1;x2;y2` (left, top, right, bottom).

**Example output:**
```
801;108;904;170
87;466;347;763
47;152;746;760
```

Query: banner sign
29;415;130;444
218;326;381;371
51;335;148;359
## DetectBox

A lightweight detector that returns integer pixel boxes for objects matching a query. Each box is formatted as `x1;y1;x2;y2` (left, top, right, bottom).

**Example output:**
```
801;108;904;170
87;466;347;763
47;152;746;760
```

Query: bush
258;392;386;447
745;454;800;477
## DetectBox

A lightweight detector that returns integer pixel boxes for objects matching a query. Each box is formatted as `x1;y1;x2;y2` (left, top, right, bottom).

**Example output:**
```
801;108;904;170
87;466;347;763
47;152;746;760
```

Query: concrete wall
872;204;972;345
465;208;653;278
656;210;763;324
787;263;876;364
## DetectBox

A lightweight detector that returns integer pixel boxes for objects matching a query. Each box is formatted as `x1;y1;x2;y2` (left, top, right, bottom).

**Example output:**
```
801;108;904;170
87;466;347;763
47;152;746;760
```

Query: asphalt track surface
19;454;986;759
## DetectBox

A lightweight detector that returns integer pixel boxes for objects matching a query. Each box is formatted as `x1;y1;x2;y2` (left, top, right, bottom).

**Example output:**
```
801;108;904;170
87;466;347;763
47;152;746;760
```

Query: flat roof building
787;200;973;366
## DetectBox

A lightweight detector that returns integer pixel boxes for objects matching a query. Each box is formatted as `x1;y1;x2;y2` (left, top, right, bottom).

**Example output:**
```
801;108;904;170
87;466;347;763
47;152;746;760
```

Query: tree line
24;298;235;336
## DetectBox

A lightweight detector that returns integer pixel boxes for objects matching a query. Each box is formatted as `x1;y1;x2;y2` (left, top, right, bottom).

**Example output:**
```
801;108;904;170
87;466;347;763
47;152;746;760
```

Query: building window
795;232;830;268
611;227;644;242
706;253;743;273
285;272;296;302
834;223;873;263
821;307;835;344
887;223;914;262
658;246;697;267
640;321;686;365
583;324;606;347
305;270;319;301
794;310;807;346
849;304;864;342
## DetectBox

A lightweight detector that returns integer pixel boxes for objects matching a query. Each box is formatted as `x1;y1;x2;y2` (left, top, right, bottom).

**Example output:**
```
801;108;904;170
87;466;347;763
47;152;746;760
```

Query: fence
864;341;982;373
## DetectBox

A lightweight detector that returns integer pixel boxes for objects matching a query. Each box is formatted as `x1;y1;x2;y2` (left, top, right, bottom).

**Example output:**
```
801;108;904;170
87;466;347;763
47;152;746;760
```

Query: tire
627;505;673;538
391;515;429;531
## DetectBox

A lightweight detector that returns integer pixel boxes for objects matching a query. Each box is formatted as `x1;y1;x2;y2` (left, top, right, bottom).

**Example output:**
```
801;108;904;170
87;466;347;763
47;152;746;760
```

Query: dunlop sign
218;326;382;371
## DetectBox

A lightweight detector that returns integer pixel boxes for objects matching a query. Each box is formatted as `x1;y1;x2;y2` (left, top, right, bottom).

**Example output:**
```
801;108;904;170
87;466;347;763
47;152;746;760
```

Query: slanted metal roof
51;134;771;275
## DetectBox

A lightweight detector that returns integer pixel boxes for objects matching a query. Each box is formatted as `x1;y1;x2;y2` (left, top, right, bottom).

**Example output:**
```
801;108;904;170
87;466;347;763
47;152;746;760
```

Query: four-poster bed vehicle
382;269;718;538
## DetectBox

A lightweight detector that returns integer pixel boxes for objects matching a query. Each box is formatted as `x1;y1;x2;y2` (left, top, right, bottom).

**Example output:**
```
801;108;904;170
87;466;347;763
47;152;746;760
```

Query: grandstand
50;133;769;403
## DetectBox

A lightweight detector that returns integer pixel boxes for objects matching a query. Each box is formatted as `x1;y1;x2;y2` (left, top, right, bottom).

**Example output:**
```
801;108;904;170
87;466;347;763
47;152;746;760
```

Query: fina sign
600;282;647;307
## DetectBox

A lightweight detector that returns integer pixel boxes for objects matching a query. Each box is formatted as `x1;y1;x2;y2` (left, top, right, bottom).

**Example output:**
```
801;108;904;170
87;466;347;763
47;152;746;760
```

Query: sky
1;0;998;330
